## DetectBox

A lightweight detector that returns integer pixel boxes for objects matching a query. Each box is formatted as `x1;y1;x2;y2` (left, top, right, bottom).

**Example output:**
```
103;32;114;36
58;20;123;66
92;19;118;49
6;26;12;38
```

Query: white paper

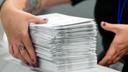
29;13;119;72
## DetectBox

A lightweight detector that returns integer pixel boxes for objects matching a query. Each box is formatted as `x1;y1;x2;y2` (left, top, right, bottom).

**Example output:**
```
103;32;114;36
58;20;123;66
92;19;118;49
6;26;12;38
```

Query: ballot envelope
29;13;119;72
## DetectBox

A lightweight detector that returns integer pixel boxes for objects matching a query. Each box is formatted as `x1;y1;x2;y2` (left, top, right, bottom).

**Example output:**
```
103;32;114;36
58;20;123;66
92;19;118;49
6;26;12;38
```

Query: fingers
29;15;48;24
112;54;122;64
19;44;34;65
99;37;125;66
101;21;119;33
99;41;116;66
10;43;27;64
112;48;126;63
8;40;35;65
11;43;22;59
22;33;37;65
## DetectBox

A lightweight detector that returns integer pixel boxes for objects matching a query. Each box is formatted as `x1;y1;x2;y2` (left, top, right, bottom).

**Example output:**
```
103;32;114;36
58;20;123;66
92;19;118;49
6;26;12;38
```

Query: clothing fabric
71;0;128;72
70;0;85;5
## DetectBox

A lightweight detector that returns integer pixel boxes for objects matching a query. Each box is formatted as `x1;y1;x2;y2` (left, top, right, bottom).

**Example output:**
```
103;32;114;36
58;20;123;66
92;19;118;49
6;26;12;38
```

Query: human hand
0;0;47;66
99;21;128;66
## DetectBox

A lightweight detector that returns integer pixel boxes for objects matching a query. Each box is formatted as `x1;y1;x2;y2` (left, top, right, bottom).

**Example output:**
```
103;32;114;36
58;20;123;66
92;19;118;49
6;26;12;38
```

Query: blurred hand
99;22;128;66
0;1;47;66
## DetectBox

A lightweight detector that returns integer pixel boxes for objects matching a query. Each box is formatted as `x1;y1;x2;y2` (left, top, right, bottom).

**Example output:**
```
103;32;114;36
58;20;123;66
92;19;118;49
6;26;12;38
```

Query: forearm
1;0;71;14
31;0;71;14
7;0;28;9
39;0;71;9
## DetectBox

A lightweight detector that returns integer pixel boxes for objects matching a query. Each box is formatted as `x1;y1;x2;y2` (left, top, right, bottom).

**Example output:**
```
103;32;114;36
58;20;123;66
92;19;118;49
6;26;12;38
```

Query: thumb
101;21;119;33
29;15;48;24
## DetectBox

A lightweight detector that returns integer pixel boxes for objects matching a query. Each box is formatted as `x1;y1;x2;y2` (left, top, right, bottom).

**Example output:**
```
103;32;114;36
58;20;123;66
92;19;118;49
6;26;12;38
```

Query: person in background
0;0;128;72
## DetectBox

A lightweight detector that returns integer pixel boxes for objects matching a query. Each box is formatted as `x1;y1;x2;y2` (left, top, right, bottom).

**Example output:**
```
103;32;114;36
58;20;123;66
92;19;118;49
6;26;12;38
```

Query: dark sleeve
70;0;85;6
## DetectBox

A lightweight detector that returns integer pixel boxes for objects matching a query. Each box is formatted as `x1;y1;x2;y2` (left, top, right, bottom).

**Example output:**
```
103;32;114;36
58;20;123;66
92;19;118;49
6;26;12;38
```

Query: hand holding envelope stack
30;13;97;72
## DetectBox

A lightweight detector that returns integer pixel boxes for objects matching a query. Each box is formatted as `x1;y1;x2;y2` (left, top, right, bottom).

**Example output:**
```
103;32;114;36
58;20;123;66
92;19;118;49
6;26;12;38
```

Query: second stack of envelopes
30;13;97;72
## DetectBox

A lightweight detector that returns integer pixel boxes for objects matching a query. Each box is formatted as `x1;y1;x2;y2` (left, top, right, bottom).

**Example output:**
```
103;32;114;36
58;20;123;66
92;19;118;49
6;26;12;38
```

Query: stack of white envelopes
30;13;97;72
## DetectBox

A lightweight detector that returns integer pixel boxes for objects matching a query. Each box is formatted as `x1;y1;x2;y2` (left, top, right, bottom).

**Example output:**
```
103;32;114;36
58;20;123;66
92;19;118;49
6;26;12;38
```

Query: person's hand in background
99;22;128;66
0;0;47;66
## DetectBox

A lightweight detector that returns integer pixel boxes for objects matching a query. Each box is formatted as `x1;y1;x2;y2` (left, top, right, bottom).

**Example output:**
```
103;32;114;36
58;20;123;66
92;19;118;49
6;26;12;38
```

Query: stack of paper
30;13;97;72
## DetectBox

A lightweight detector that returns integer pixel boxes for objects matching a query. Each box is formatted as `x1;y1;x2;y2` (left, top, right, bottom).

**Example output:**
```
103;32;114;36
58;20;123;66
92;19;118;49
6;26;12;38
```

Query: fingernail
40;18;48;23
43;18;48;21
101;22;106;26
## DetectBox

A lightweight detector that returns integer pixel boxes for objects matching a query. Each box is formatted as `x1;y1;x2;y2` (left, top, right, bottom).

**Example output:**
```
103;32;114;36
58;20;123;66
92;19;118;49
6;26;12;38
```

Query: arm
0;0;74;66
39;0;71;9
32;0;71;14
0;0;71;66
39;0;85;9
0;0;47;66
32;0;85;14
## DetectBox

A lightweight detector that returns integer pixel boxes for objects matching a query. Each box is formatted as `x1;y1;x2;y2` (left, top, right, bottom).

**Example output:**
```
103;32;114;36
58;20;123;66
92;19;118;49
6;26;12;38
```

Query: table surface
0;44;120;72
0;57;120;72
